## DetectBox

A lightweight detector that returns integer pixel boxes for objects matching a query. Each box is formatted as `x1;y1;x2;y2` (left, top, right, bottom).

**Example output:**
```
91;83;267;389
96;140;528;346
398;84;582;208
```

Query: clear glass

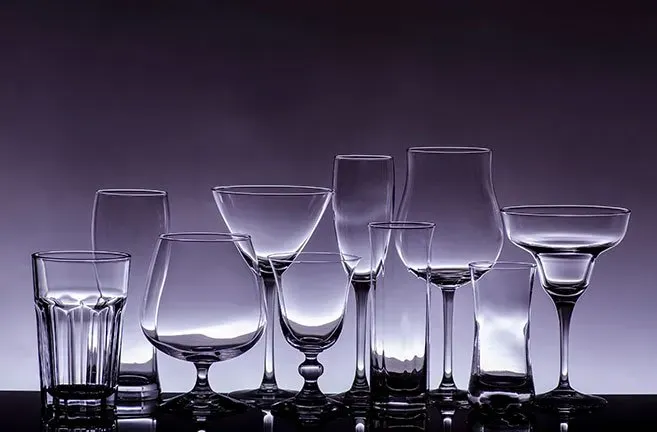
140;233;265;420
501;205;631;413
332;154;395;407
397;147;503;406
369;221;435;415
268;252;360;426
92;188;169;403
468;261;536;411
33;250;130;419
211;185;332;408
43;415;118;431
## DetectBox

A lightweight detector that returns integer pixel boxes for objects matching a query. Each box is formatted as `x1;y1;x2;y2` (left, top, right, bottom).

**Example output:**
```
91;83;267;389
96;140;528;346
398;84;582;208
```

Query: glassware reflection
467;409;533;432
117;415;156;432
42;415;117;432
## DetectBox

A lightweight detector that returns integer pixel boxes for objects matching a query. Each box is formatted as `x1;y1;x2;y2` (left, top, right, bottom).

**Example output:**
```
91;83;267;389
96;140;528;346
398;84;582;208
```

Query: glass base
532;388;607;413
160;392;252;421
117;375;160;402
272;395;347;426
228;386;296;409
429;387;470;408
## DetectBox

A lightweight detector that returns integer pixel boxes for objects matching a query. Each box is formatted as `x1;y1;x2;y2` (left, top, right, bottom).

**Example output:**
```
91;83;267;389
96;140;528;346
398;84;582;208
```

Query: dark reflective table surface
2;392;654;431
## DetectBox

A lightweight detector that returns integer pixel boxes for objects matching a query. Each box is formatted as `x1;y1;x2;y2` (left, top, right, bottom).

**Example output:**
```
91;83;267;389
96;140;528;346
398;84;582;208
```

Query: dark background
1;1;655;394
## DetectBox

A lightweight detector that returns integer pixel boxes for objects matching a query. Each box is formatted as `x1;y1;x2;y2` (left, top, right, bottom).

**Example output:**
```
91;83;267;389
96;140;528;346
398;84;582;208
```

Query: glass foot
429;387;470;408
532;387;607;413
271;395;348;426
160;392;252;421
229;386;296;409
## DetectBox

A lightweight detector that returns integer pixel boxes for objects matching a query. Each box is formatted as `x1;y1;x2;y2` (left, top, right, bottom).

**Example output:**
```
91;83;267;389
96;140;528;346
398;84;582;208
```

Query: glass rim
469;260;536;271
369;221;435;230
211;185;332;196
268;251;361;265
32;250;131;263
408;146;491;154
96;188;167;197
160;232;252;243
501;204;631;217
335;154;393;161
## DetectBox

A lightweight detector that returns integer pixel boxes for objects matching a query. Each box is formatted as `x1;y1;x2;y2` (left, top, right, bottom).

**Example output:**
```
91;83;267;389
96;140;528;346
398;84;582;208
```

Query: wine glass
268;252;360;426
397;147;504;406
140;232;266;420
211;185;332;408
501;205;630;412
331;154;395;407
92;188;169;404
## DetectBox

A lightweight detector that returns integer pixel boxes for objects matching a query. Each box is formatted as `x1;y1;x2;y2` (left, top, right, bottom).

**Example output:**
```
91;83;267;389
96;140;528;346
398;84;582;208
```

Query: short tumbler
33;251;130;417
369;221;435;414
468;261;536;411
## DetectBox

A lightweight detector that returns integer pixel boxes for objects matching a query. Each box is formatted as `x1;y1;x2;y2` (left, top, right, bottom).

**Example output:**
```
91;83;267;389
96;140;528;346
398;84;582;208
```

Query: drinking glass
369;221;435;415
468;261;536;411
332;154;395;406
397;147;504;406
501;205;630;412
268;252;360;426
140;233;266;420
212;185;332;408
92;189;169;403
33;251;130;418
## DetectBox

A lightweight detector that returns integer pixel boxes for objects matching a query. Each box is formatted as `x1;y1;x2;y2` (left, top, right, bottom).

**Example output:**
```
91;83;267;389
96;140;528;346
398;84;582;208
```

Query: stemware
501;205;630;412
397;147;503;405
331;154;394;406
212;185;332;408
92;188;169;403
140;232;266;420
268;252;360;425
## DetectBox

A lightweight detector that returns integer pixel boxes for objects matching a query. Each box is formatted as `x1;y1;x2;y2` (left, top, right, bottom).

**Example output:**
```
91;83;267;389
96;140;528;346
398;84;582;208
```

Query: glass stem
439;288;456;389
192;363;213;396
555;298;576;390
260;274;279;390
351;280;370;391
297;352;325;403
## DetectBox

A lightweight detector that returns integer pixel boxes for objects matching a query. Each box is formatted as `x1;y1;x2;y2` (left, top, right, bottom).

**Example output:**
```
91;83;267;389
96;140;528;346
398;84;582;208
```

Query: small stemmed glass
501;205;630;412
268;252;360;426
140;233;266;420
332;154;394;407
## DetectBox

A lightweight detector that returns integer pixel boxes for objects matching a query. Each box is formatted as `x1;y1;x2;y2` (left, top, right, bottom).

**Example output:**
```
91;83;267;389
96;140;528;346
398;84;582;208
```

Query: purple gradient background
1;2;655;394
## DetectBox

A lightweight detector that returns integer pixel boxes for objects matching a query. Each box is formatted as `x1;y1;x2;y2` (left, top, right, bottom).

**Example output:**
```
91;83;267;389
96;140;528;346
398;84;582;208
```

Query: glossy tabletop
2;392;654;431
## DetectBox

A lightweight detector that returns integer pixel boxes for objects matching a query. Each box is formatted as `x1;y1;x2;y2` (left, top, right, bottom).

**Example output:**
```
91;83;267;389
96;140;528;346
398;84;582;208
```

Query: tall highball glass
397;147;503;406
92;189;169;404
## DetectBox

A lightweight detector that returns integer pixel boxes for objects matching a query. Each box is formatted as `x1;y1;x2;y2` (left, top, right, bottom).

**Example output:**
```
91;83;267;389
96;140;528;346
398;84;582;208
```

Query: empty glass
140;233;266;420
468;261;536;411
268;252;360;426
92;189;169;403
212;185;332;408
33;251;130;418
397;147;503;406
502;205;630;412
369;222;435;415
332;154;395;406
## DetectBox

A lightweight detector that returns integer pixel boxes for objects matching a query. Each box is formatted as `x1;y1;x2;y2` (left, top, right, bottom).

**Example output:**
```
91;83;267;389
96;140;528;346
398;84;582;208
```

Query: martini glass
501;205;630;413
212;185;332;409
